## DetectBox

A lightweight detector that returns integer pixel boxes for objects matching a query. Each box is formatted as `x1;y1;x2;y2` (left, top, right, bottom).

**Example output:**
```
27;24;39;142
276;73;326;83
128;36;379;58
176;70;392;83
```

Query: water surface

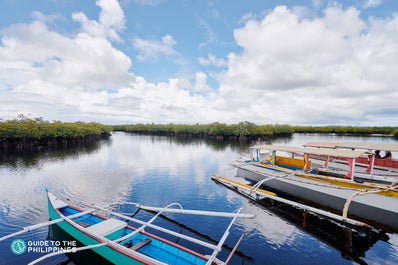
1;132;397;264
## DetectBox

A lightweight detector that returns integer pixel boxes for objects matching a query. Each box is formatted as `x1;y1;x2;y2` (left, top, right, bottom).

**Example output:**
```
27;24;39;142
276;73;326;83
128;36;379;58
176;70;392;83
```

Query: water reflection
257;199;386;264
213;169;398;265
48;224;112;265
0;140;109;170
1;132;398;265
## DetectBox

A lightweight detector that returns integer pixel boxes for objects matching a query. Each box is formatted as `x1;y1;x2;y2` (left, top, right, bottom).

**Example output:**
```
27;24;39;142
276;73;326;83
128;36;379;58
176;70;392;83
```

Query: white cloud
198;53;227;67
313;0;323;9
323;4;366;38
1;3;398;126
0;20;133;91
0;2;134;121
31;11;65;24
363;0;383;8
72;0;125;42
216;5;398;125
197;18;217;49
237;12;259;25
132;34;178;61
193;72;211;92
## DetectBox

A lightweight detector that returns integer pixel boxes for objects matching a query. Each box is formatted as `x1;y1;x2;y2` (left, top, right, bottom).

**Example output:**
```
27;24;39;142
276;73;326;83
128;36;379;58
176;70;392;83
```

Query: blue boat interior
59;206;208;265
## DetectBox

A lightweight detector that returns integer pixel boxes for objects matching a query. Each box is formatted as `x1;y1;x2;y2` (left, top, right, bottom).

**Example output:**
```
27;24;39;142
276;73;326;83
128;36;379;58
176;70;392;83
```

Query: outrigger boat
302;141;398;181
303;141;398;170
211;174;386;264
0;190;255;265
231;144;398;231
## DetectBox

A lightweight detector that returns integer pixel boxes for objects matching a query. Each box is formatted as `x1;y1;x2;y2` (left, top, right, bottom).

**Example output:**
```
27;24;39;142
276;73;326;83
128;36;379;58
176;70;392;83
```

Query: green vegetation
0;116;112;150
2;115;398;147
291;125;397;135
113;122;294;139
114;123;398;139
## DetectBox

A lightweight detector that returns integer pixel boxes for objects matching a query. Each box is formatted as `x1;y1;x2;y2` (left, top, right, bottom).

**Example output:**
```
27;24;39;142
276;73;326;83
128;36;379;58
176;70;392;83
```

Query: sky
0;0;398;126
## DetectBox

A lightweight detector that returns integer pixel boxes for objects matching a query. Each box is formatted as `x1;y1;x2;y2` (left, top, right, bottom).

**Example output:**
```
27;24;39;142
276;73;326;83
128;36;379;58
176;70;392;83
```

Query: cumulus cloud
313;0;323;9
132;34;178;61
0;21;133;90
73;0;125;42
0;0;134;121
1;2;398;125
193;72;211;92
217;5;398;125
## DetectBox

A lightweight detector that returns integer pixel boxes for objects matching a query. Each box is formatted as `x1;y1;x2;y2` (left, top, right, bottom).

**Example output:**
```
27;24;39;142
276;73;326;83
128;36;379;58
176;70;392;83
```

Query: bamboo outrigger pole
0;209;95;242
211;174;373;228
136;204;256;219
28;242;107;265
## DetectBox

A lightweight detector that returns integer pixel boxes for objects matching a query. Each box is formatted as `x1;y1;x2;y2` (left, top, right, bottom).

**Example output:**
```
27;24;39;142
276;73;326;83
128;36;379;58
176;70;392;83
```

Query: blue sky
1;0;398;125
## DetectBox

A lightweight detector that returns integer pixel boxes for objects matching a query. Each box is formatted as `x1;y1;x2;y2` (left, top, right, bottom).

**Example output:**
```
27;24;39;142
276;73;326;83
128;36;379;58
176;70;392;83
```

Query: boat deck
60;206;210;265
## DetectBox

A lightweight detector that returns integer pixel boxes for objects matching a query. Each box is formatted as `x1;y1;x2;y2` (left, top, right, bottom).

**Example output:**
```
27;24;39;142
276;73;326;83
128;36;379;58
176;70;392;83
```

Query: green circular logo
10;239;27;255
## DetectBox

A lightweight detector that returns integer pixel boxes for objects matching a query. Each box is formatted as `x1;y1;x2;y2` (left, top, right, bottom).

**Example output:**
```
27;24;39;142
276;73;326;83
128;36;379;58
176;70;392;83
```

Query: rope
342;185;397;221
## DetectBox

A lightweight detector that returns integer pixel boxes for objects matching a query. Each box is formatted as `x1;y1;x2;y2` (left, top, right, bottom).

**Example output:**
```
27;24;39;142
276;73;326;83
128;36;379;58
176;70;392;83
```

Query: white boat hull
236;163;398;231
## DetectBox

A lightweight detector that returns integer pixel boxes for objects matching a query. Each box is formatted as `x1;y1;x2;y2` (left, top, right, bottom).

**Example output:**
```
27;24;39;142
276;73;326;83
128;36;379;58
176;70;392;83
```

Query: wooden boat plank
130;238;151;251
85;218;127;236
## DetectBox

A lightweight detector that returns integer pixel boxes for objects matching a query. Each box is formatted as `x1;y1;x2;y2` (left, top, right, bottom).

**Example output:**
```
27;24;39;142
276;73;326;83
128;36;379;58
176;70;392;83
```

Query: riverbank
0;117;112;151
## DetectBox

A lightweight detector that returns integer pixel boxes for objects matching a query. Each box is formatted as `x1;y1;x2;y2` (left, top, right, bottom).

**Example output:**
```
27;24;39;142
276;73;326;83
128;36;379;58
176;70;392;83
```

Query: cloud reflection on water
1;132;398;265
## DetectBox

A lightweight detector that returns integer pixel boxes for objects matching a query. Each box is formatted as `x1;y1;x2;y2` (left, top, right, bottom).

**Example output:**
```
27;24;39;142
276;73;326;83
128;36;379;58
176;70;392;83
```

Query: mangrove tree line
114;122;398;139
2;116;398;148
0;116;112;150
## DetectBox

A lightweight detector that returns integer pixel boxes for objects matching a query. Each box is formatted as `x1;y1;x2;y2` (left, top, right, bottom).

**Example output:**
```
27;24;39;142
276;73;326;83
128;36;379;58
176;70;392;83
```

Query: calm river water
0;132;397;264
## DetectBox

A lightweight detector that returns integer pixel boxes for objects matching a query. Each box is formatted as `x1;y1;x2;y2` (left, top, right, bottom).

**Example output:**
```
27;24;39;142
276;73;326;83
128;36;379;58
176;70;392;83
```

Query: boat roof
251;144;366;158
304;141;398;152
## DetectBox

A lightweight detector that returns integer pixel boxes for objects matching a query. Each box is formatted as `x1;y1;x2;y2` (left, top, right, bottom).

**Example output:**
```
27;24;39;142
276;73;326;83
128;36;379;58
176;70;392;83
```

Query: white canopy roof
304;141;398;152
251;144;366;158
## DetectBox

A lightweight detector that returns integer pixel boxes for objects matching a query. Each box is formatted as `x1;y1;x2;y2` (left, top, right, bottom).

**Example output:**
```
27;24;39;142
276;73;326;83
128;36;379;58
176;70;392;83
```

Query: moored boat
251;143;398;183
1;190;255;265
211;174;386;264
233;144;398;231
303;142;398;176
303;141;398;173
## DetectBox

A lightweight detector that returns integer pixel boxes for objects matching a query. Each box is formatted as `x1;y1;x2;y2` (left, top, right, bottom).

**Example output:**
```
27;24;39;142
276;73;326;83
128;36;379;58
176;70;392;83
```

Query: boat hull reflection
256;198;388;264
48;224;112;265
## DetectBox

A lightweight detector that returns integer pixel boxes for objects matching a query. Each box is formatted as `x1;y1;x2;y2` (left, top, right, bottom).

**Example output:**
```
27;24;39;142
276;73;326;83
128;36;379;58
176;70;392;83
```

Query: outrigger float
211;174;372;228
224;143;398;231
211;173;388;264
0;190;255;265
